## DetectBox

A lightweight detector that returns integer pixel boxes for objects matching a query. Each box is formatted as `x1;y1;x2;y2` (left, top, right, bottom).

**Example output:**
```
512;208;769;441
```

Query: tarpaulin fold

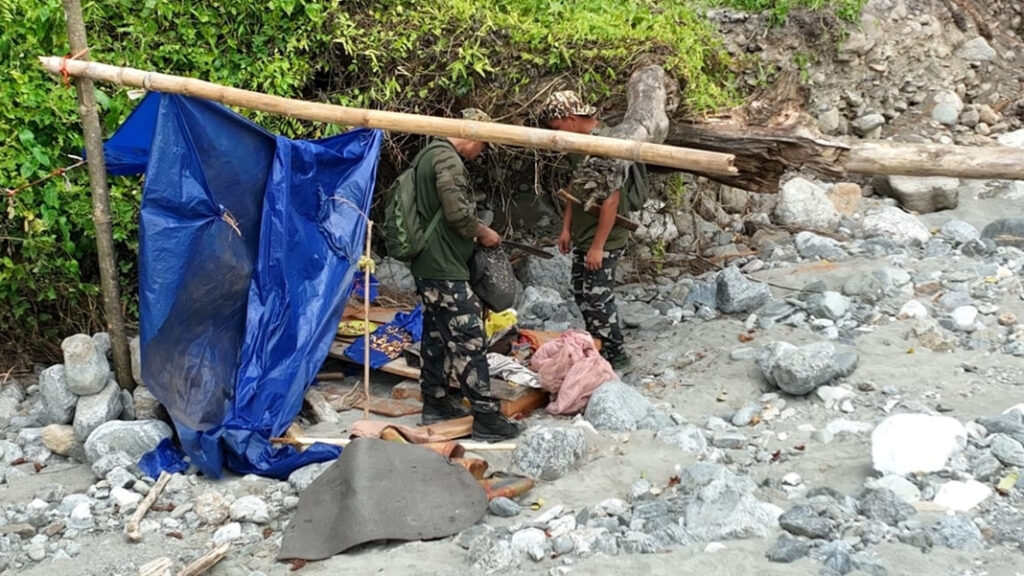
104;92;382;478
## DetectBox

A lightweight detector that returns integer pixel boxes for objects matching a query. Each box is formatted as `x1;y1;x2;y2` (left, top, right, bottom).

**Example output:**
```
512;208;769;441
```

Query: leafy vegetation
711;0;868;26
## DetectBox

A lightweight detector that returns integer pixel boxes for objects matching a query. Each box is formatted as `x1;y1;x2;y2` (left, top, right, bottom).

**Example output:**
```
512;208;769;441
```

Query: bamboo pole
362;221;373;422
270;435;516;452
60;3;135;393
38;57;737;175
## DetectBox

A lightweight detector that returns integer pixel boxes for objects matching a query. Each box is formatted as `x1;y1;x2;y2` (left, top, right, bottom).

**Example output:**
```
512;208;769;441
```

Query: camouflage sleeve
432;146;479;239
571;155;629;211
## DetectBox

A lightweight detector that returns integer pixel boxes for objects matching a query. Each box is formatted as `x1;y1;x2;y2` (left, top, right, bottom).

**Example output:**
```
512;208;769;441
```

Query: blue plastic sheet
106;92;382;479
139;438;190;478
343;304;423;369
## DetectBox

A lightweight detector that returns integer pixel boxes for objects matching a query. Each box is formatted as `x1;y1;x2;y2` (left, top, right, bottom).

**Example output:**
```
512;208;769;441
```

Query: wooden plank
500;388;549;419
304;388;340;424
353;396;423;418
392;380;422;401
341;306;400;325
418;416;473;440
488;378;532;402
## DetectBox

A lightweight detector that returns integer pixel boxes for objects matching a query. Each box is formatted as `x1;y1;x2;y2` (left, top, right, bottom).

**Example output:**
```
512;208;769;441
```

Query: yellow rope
357;255;376;274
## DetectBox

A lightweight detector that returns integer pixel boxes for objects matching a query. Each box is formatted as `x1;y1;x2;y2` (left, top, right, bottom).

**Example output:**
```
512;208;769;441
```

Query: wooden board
418;416;473;440
341;306;400;325
500;388;549;419
392;380;422;402
353;396;423;418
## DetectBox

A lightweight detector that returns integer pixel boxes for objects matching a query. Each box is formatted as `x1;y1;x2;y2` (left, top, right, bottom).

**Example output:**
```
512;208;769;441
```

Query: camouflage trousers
416;278;499;414
572;248;626;361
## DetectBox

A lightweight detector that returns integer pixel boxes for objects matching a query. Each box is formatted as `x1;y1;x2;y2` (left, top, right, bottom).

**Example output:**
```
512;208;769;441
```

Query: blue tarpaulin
103;92;382;479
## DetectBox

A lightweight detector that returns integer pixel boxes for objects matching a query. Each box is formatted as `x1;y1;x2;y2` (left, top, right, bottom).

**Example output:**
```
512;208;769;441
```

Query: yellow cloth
485;309;518;339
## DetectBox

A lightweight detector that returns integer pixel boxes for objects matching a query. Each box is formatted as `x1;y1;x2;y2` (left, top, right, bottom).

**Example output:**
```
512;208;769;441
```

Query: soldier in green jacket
411;108;520;441
540;91;633;369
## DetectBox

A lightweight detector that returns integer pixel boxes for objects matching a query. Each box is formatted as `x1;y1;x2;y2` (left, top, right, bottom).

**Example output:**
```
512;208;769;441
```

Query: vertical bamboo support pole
362;221;373;421
62;0;135;392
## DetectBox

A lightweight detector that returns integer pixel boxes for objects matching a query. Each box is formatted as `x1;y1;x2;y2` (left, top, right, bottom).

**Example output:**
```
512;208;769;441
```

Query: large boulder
84;419;173;463
757;342;858;396
62;334;110;395
514;249;572;301
676;463;783;541
861;206;931;245
871;414;966;476
874;175;959;213
773;178;840;231
513;426;586;481
39;364;77;425
584;381;657;432
73;380;123;441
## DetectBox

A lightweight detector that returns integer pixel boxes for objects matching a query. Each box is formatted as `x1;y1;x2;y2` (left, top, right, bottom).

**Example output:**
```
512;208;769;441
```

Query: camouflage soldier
540;91;636;369
411;108;520;441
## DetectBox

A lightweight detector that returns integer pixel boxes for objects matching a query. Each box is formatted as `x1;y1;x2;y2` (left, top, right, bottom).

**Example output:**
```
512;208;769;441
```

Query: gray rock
656;425;708;453
929;513;984;550
39;365;76;425
92;332;111;357
972;453;1003;482
851;554;890;576
375;257;417;294
858;488;915;526
229;495;270;524
809;291;851;321
59;493;92;515
712;432;747;449
129;336;144;387
510;527;548;560
118;389;135;421
939;219;981;245
956;37;997;62
195;490;231;525
779;504;835;539
488;497;521;518
287;461;332;492
683;281;718;310
91;451;135;479
585;381;654;432
981;218;1024;249
766;534;810;563
68;502;95;531
823;542;853;575
874;175;959;214
716;266;771;314
72;380;122;441
818;108;841;135
619;302;666;330
795;232;848;261
676;463;783;541
862;207;931;245
513;249;572;300
83;419;173;463
844;273;887;303
931;91;964;126
551;534;574;555
106;466;138;489
991;434;1024;467
731;403;761;427
132;386;163;421
851;114;885;137
470;538;521;574
620;530;662;554
758;341;853;396
513;426;586;480
774;178;841;231
61;334;110;395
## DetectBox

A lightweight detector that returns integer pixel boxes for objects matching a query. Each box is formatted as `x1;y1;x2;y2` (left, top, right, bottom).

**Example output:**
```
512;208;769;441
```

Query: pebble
489;497;521;518
213;522;243;544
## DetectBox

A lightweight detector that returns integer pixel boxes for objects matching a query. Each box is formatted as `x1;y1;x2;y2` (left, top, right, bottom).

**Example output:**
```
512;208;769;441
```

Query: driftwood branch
125;471;171;542
176;542;231;576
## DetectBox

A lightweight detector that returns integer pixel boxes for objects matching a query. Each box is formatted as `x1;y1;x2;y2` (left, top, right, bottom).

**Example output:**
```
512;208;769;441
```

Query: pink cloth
530;329;617;415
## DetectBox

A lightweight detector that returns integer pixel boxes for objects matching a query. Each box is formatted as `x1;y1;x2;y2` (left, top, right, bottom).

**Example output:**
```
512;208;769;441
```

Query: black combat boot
472;411;521;442
420;394;471;425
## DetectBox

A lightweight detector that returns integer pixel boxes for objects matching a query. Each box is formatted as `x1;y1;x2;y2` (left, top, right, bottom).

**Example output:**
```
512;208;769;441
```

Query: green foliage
709;0;868;26
0;0;338;364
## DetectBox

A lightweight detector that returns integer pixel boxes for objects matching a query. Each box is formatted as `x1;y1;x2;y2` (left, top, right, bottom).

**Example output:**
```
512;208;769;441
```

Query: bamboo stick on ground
37;57;737;175
270;435;516;452
176;542;231;576
125;471;171;542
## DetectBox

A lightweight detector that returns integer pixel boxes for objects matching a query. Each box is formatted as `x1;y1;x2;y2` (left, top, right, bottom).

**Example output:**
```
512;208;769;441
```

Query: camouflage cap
460;108;493;122
539;90;597;124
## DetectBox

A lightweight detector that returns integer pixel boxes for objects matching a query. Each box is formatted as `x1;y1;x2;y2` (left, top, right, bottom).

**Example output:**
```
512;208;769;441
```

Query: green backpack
383;142;445;262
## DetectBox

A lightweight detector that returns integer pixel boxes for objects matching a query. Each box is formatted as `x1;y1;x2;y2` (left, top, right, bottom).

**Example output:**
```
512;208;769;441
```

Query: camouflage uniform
416;279;499;414
541;91;631;364
412;108;500;413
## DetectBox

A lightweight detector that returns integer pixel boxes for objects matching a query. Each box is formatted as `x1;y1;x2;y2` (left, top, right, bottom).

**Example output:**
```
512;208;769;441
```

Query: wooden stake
558;189;639;231
176;542;230;576
124;471;171;542
36;57;737;175
363;220;373;422
60;1;135;392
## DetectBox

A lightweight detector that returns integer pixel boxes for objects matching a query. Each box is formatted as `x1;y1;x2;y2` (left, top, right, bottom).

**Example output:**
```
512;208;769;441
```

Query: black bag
469;246;517;312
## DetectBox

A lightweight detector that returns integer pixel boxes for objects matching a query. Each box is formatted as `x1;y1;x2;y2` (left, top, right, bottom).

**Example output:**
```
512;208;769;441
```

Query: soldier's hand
478;226;502;248
585;246;604;271
557;229;572;255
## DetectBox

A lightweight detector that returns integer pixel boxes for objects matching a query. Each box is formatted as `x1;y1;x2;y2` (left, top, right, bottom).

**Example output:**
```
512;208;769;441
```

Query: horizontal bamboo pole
843;141;1024;180
39;57;737;175
270;435;516;452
